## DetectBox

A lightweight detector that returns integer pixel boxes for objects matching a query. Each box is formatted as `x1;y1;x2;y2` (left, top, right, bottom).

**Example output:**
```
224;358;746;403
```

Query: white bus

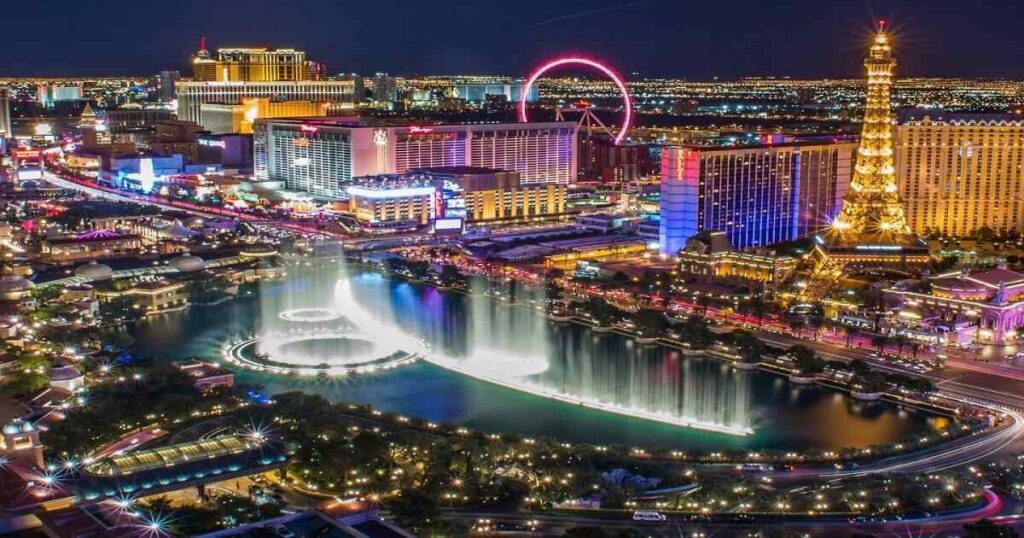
632;510;667;522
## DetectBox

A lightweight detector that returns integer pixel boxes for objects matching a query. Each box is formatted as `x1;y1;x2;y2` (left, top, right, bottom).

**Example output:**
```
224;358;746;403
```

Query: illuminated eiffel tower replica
800;23;930;301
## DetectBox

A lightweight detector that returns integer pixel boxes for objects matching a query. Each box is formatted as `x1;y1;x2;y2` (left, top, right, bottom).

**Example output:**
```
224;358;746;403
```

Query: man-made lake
131;265;944;450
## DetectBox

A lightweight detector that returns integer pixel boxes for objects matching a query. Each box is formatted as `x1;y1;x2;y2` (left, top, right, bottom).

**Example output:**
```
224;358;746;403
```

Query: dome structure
49;366;85;392
932;276;991;301
2;419;34;435
0;277;34;301
240;244;278;258
74;262;113;281
50;365;84;382
171;254;206;273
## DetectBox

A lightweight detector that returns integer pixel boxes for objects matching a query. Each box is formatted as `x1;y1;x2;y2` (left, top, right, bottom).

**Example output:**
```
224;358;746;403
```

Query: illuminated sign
435;218;463;231
299;125;319;133
372;129;388;147
199;139;226;149
854;245;903;251
408;126;434;134
346;186;436;199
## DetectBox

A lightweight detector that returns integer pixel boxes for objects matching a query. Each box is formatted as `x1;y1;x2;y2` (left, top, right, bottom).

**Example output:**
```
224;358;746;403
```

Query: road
89;427;165;460
442;489;1009;537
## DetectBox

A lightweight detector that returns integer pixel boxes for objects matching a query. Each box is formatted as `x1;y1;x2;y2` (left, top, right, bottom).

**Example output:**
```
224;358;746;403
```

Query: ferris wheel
518;56;634;145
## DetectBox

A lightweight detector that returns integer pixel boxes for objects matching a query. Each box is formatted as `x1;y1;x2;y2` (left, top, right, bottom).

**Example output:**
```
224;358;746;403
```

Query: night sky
5;0;1024;79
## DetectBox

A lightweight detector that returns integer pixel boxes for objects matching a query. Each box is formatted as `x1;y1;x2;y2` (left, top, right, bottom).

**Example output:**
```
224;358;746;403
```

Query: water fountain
235;255;754;435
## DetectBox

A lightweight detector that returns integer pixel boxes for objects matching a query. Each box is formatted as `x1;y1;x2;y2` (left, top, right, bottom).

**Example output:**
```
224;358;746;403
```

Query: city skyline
4;0;1024;78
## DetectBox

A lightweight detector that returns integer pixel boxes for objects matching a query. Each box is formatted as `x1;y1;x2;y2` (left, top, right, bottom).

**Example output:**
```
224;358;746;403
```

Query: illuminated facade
886;264;1024;345
0;88;10;138
175;80;357;125
192;45;308;82
347;183;437;227
676;231;798;290
658;141;855;254
199;97;345;134
36;83;82;106
896;111;1024;237
345;167;567;228
253;117;577;198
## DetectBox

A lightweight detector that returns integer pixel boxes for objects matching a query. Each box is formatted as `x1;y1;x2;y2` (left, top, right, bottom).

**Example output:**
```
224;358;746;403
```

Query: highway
440;489;1009;537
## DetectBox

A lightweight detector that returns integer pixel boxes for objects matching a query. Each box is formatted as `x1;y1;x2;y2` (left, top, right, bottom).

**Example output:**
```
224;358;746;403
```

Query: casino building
253;117;577;198
659;140;856;254
886;263;1024;345
345;166;567;231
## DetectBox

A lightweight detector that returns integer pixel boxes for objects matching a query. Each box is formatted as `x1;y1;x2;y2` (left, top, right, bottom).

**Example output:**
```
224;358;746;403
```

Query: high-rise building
0;88;11;139
253;117;577;198
174;80;357;126
370;74;398;103
158;70;180;101
658;141;855;255
199;97;346;134
191;40;309;82
896;111;1024;237
37;83;83;107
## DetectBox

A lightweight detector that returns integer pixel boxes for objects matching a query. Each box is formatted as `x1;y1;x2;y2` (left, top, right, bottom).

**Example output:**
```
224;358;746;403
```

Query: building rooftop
899;109;1024;125
84;434;262;477
256;116;575;129
411;165;507;175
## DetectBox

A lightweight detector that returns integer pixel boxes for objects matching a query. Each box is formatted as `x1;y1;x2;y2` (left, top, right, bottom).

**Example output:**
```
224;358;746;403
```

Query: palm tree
807;316;825;340
871;334;890;354
789;318;806;338
843;326;859;348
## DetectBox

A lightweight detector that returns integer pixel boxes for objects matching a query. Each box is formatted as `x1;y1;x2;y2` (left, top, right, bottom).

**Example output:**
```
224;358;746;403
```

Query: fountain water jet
249;254;754;435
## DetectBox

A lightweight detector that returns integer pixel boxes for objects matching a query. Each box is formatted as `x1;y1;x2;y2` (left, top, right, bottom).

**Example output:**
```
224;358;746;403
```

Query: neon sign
199;139;226;149
408;126;434;134
299;125;319;133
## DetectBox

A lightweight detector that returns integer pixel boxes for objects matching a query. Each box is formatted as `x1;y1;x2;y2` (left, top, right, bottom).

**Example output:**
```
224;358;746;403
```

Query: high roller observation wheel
518;56;634;145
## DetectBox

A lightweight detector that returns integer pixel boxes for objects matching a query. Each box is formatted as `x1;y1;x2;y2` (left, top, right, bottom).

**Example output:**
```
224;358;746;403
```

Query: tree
634;308;668;337
583;298;621;327
975;226;998;242
788;318;806;338
439;264;465;287
732;330;766;364
389;489;441;531
807;315;825;339
745;294;768;326
789;345;825;375
852;371;888;393
842;325;859;348
871;335;890;354
697;292;713;316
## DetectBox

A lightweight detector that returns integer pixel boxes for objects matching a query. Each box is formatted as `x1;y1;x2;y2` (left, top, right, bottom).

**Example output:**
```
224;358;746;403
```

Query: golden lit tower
797;23;929;302
829;22;912;244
